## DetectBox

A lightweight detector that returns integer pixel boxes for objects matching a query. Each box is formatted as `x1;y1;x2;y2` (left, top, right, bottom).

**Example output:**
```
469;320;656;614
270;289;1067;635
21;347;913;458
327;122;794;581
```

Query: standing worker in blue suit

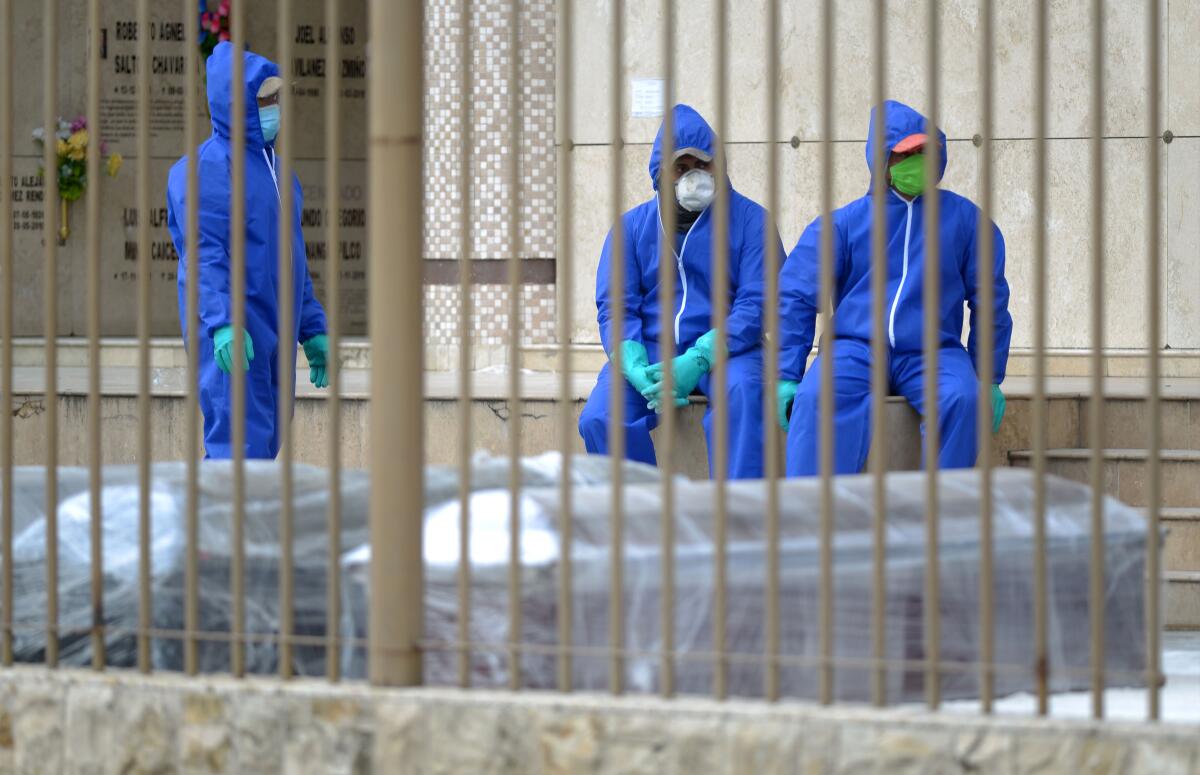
778;100;1012;476
166;42;330;459
578;104;783;479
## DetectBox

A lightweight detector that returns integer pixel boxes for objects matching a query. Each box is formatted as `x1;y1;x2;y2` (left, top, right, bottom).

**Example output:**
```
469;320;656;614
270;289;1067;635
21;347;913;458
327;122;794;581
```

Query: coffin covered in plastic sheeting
367;466;1153;702
3;453;657;674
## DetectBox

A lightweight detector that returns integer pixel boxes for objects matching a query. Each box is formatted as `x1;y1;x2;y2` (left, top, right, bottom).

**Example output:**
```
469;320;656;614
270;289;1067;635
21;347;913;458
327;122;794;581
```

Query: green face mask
889;153;927;197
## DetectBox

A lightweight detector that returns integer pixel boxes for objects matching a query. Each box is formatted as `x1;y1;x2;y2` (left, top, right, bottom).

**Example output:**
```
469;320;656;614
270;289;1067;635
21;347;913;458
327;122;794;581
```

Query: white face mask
675;168;715;212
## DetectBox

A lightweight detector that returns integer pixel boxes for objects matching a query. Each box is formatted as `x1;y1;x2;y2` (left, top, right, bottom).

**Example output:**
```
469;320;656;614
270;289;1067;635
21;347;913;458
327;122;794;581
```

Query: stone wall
0;667;1194;773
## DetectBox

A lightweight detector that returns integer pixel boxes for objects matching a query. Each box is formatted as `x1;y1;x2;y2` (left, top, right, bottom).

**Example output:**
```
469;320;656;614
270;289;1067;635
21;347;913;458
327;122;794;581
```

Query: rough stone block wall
0;668;1195;774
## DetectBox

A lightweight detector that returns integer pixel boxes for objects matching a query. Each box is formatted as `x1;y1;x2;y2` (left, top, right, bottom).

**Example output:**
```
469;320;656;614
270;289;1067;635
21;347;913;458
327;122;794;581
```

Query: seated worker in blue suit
777;99;1012;476
166;42;330;459
578;104;784;479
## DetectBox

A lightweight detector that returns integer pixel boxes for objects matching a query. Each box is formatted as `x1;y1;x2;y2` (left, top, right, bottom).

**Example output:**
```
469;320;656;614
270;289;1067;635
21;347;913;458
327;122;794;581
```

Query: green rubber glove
213;325;254;374
777;379;799;432
302;334;330;389
643;329;719;406
611;340;656;397
991;383;1005;434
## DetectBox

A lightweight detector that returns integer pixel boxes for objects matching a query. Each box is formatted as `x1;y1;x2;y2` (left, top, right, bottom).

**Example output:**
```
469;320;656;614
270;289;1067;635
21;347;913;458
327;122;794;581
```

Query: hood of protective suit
206;41;280;148
865;99;947;188
648;104;719;191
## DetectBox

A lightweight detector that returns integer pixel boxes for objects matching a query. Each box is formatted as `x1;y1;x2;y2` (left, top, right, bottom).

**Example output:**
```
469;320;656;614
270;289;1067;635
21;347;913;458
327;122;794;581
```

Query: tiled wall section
423;0;558;350
424;283;558;370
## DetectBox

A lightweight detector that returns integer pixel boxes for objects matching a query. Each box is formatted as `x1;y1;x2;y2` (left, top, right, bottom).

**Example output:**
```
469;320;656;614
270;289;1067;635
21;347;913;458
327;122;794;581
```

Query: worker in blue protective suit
165;42;329;459
778;99;1012;476
577;104;783;479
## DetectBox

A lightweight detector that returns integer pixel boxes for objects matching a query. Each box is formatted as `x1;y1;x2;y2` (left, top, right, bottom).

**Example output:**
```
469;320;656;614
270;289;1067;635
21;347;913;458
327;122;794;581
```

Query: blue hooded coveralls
780;100;1012;476
165;42;327;459
578;105;782;479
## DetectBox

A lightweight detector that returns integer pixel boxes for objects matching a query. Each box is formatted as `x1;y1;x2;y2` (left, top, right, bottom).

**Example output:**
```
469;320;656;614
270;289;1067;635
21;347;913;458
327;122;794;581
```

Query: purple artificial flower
70;115;87;133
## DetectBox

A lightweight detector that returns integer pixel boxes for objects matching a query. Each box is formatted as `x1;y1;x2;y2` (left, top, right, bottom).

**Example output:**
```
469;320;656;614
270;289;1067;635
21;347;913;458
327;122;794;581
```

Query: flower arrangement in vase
31;116;122;243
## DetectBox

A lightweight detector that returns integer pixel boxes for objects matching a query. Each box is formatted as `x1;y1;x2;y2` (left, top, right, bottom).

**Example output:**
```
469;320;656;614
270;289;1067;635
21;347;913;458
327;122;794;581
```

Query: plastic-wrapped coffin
363;467;1151;703
1;453;657;675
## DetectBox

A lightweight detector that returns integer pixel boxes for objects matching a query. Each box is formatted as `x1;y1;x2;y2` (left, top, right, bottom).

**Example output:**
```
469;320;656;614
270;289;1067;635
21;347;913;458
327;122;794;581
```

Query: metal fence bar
1088;0;1106;720
457;0;474;690
183;0;201;677
656;0;677;700
976;0;996;713
0;0;12;669
229;0;247;678
817;0;836;707
506;0;523;692
554;0;573;694
923;0;942;710
869;0;889;709
367;0;425;686
324;0;343;683
762;0;781;704
606;0;625;697
276;0;296;680
1031;0;1050;716
1143;0;1162;722
711;0;731;703
136;0;153;676
42;0;60;670
85;0;104;672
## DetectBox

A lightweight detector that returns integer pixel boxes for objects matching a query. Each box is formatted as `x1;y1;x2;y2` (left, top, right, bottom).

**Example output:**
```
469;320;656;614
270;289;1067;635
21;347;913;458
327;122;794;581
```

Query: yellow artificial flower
69;129;88;149
56;139;69;158
106;153;123;177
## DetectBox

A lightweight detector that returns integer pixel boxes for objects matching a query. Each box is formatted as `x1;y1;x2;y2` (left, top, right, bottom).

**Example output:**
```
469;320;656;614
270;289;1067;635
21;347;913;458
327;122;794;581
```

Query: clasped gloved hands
776;379;798;432
213;325;254;374
640;329;719;414
612;340;683;408
302;334;330;388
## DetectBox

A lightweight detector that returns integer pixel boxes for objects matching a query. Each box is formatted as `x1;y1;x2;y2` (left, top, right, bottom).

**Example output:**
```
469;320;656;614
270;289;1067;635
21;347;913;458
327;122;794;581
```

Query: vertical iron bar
0;0;12;668
923;0;942;711
817;0;836;708
457;0;474;690
86;0;104;671
277;0;295;680
1031;0;1049;716
229;0;246;678
506;0;523;692
324;0;343;682
869;0;888;709
367;0;424;687
711;0;730;703
554;0;574;694
42;0;60;670
1088;0;1106;720
1144;0;1162;723
762;0;781;704
183;0;201;679
607;0;625;697
657;0;676;700
976;0;996;713
136;0;152;674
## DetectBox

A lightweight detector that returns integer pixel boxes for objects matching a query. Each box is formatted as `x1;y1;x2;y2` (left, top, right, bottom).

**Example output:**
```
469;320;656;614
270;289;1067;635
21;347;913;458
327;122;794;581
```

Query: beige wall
563;0;1200;361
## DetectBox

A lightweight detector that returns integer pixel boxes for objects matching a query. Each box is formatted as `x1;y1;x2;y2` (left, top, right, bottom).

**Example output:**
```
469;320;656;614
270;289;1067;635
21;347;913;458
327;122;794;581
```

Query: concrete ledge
0;666;1193;773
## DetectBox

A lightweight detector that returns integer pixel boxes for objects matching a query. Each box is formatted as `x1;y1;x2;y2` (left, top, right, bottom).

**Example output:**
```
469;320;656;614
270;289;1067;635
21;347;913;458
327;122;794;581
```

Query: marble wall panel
1166;138;1200;349
1168;0;1200;134
569;0;1169;147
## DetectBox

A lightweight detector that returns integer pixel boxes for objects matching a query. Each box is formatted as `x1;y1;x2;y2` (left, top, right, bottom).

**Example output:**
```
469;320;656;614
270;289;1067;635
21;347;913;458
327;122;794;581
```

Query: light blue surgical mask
258;105;280;143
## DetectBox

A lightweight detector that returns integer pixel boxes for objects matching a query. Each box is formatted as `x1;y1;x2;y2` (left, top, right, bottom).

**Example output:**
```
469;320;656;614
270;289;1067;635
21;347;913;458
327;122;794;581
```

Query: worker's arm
723;202;783;357
964;211;1012;383
595;215;644;354
193;158;234;339
778;214;834;381
294;178;329;343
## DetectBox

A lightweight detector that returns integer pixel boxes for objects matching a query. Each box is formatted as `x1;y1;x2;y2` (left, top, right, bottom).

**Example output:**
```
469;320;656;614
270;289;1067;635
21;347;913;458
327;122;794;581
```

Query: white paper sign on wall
630;78;665;118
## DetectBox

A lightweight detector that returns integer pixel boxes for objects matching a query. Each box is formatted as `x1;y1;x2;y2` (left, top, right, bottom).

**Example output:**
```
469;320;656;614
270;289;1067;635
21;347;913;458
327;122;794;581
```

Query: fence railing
0;0;1171;724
